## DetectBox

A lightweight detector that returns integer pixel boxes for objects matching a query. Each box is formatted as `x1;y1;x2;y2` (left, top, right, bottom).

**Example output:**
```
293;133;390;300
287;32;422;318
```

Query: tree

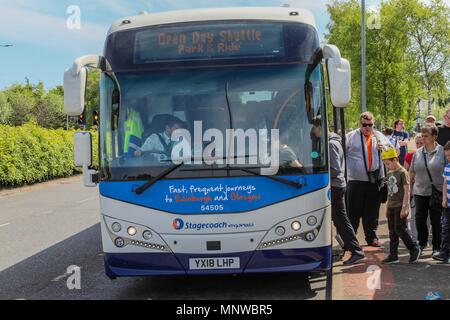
5;91;36;126
326;0;363;129
403;0;450;115
325;0;448;129
33;92;66;129
3;82;38;126
49;85;64;97
365;0;418;128
1;80;67;128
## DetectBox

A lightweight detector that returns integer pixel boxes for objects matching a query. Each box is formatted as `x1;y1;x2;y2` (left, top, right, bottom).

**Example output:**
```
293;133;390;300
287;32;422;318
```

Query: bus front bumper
104;246;332;277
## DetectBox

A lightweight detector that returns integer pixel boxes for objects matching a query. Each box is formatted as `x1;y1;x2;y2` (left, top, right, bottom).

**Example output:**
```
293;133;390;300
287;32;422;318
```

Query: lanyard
359;130;381;173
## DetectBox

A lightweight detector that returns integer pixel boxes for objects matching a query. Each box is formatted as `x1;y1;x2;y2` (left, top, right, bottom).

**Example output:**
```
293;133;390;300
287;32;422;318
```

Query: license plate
189;257;240;270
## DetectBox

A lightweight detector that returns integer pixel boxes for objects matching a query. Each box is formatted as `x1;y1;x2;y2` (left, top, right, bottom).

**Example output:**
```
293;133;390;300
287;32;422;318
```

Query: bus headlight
127;226;137;236
307;216;317;226
143;230;152;240
111;222;121;233
291;221;301;231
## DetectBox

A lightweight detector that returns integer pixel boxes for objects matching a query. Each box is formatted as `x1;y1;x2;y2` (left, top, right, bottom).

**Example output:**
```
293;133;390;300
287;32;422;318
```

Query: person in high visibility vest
123;102;144;157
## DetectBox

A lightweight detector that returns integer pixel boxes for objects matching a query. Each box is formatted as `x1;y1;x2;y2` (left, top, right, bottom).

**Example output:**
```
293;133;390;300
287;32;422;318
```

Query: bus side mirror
64;67;87;116
74;132;97;187
322;45;351;108
63;55;102;116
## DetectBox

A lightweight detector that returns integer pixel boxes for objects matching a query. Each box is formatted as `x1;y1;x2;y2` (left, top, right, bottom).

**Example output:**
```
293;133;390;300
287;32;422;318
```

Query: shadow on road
128;273;318;300
0;224;322;300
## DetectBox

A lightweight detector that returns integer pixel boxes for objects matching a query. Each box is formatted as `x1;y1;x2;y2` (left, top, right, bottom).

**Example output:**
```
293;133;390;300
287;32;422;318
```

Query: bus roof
107;7;317;36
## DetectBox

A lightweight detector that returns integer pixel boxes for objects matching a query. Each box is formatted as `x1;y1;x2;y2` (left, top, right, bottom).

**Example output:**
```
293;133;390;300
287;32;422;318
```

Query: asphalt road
0;176;327;300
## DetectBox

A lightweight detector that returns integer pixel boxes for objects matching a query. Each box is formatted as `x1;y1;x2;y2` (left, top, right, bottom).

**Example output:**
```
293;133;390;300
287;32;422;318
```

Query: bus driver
134;115;186;162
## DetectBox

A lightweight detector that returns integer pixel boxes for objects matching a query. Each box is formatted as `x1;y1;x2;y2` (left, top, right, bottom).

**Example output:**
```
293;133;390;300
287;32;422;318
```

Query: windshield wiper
134;163;184;195
229;167;304;188
122;174;152;181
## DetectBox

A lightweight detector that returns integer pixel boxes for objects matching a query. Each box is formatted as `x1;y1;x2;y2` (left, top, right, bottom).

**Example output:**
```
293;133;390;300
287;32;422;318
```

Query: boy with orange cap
382;147;422;264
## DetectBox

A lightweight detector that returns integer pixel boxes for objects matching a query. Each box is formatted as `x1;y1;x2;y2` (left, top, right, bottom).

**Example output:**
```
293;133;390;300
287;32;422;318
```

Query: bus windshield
99;64;327;181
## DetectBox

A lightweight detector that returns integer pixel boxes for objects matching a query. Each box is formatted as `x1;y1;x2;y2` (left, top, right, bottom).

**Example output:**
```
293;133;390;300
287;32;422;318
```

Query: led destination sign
134;23;285;62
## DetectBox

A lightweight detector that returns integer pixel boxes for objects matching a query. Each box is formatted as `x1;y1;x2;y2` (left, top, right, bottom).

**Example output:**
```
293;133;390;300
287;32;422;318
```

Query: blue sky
0;0;384;90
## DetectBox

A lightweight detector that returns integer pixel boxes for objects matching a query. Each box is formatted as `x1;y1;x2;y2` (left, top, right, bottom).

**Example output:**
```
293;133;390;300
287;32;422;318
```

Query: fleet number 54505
201;205;224;211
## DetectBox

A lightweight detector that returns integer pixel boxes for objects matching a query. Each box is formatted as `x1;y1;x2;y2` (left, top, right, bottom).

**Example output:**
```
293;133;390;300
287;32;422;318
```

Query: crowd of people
330;110;450;265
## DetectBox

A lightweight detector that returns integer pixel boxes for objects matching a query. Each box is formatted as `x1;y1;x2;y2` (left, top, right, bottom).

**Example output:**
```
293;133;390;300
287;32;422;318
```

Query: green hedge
0;123;98;187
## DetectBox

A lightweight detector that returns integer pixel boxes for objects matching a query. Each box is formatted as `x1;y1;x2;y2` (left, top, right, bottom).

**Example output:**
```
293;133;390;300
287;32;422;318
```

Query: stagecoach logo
172;218;255;231
173;218;185;230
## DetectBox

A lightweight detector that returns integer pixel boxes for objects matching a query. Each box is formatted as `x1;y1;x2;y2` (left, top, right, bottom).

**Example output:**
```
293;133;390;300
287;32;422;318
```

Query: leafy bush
0;123;98;187
0;92;12;125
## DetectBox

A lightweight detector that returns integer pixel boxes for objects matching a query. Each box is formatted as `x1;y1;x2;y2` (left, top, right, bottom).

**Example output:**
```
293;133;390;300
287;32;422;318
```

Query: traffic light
77;110;86;126
93;110;99;126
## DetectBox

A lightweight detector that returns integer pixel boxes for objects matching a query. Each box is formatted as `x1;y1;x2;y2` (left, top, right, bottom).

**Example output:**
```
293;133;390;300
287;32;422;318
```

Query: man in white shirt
346;112;390;247
134;116;185;162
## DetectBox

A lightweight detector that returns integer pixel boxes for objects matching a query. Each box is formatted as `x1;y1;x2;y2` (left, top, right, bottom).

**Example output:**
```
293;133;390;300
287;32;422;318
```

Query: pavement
332;139;450;300
0;174;448;300
332;208;450;300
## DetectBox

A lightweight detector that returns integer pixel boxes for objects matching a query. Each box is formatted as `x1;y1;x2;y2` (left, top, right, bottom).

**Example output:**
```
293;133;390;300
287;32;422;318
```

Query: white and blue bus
64;7;350;286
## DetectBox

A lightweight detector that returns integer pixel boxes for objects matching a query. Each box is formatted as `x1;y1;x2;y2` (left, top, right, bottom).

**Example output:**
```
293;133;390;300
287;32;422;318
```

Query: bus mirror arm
322;45;342;68
71;55;103;76
64;55;105;116
82;165;98;188
74;132;98;187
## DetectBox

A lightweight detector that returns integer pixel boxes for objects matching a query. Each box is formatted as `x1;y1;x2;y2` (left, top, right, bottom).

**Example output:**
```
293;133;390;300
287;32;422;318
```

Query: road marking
0;222;11;228
32;210;54;218
76;196;98;204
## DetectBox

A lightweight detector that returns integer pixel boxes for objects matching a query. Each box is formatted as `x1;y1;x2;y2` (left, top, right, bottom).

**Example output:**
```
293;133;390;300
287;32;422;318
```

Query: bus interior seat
142;95;174;141
149;114;175;135
145;95;173;124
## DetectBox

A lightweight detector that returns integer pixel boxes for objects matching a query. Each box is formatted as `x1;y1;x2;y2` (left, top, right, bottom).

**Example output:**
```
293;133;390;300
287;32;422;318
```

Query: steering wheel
273;89;301;129
141;150;167;156
136;150;170;164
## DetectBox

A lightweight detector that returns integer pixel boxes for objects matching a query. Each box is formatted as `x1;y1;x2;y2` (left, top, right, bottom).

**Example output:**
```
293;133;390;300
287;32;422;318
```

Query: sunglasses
361;123;374;128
